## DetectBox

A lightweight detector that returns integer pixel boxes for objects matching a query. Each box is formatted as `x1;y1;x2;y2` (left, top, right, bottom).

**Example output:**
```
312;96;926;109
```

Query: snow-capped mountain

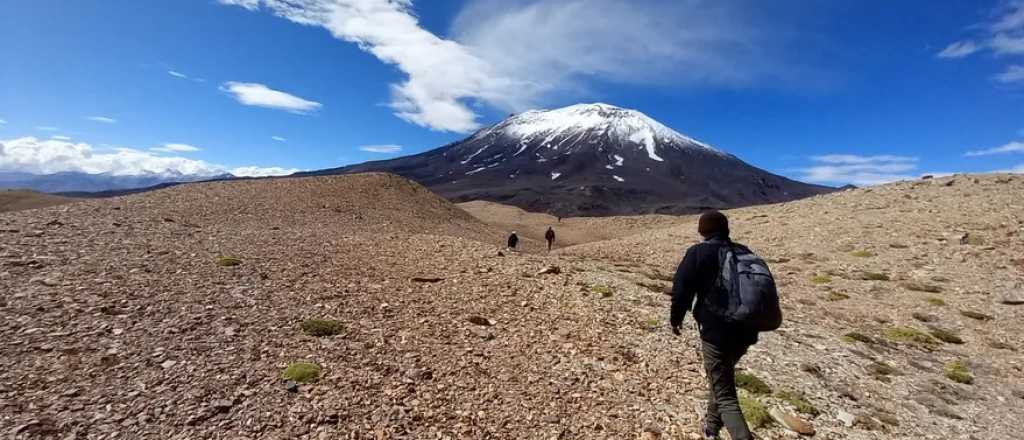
303;103;834;216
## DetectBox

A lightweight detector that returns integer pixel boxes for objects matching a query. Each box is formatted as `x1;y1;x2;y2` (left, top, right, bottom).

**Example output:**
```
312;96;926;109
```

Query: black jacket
670;233;758;346
507;234;518;248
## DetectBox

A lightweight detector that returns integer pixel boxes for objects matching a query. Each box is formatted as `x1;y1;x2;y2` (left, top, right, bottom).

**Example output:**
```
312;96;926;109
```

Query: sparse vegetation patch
928;326;964;344
885;327;939;346
944;361;974;384
215;256;242;267
775;389;819;416
735;371;772;395
739;394;773;428
810;274;832;284
859;271;890;281
925;297;947;306
591;284;614;297
825;292;850;301
851;250;874;258
282;362;321;383
301;319;343;337
842;331;875;344
901;281;943;293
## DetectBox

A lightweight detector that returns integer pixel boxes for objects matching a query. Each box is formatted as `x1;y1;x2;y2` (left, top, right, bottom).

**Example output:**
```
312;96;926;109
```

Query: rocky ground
2;172;1021;439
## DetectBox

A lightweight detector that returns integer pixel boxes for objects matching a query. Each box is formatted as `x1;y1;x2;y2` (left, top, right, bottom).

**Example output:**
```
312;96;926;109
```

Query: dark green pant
702;340;753;440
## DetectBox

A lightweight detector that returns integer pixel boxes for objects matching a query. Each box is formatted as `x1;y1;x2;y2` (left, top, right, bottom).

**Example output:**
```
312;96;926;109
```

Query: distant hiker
507;231;519;251
545;226;556;251
669;211;782;440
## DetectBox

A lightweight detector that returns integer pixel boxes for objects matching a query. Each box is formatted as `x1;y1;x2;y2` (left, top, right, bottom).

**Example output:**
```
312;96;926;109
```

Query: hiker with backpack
507;231;519;251
544;226;556;252
669;211;782;440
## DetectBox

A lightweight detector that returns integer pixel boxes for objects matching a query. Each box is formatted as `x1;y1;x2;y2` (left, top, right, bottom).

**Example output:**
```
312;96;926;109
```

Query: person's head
511;231;517;235
697;210;729;238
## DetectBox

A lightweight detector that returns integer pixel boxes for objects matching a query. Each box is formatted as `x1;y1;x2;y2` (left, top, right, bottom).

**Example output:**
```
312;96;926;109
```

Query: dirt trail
2;172;1021;439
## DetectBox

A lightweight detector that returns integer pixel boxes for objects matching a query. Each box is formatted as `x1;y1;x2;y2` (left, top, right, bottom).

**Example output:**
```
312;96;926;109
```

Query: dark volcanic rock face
304;103;833;216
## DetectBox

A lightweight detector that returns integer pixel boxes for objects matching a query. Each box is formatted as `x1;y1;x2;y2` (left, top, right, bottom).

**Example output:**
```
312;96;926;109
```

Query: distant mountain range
301;103;834;216
3;103;834;216
0;171;231;195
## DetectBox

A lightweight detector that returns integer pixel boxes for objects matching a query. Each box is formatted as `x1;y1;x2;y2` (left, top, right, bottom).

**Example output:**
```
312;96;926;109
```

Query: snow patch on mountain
551;172;562;180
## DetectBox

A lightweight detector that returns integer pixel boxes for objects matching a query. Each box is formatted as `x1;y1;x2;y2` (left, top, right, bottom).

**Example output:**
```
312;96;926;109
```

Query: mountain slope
304;103;833;216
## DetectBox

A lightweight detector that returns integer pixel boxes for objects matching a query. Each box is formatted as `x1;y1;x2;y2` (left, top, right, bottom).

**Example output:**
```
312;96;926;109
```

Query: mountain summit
305;103;832;216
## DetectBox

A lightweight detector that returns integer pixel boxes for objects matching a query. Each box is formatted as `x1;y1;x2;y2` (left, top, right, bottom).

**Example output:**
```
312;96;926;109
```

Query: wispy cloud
151;143;202;153
799;154;920;186
937;40;980;58
86;115;117;124
359;144;403;154
965;141;1024;156
230;166;300;177
51;135;71;141
221;81;322;114
35;126;59;132
168;70;189;79
271;136;287;142
995;65;1024;83
0;119;7;125
0;136;296;177
938;2;1024;84
221;0;809;133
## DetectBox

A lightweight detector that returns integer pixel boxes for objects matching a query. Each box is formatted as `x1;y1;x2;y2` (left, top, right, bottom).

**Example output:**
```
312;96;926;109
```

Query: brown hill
1;172;1021;439
0;189;76;213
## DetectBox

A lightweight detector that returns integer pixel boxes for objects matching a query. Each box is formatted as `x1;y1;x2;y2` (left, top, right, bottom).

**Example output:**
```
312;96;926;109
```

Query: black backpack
705;243;783;332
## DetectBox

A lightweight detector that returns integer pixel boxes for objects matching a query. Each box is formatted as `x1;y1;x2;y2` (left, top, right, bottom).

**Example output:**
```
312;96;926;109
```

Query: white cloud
939;2;1024;82
0;136;296;178
995;65;1024;83
221;81;322;114
50;135;71;141
230;166;299;177
271;136;287;142
221;0;800;133
0;119;6;125
937;40;980;58
965;141;1024;156
168;70;189;79
151;143;202;153
35;126;59;132
799;154;920;186
86;116;117;123
359;144;402;154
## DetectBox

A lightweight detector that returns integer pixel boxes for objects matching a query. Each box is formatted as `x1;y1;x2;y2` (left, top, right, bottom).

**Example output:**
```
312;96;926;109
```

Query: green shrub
591;284;614;297
885;327;939;346
739;394;773;428
301;319;343;337
809;275;832;284
282;362;321;383
735;371;772;395
925;297;947;306
774;389;819;416
959;310;993;321
851;250;874;258
859;271;890;281
215;256;242;267
944;361;973;384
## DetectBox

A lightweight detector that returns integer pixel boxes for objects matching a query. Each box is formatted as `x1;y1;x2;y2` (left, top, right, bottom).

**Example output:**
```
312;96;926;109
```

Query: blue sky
1;0;1023;184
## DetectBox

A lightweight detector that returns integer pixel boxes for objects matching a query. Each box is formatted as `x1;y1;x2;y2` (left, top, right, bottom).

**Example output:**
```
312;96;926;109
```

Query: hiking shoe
702;422;721;440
